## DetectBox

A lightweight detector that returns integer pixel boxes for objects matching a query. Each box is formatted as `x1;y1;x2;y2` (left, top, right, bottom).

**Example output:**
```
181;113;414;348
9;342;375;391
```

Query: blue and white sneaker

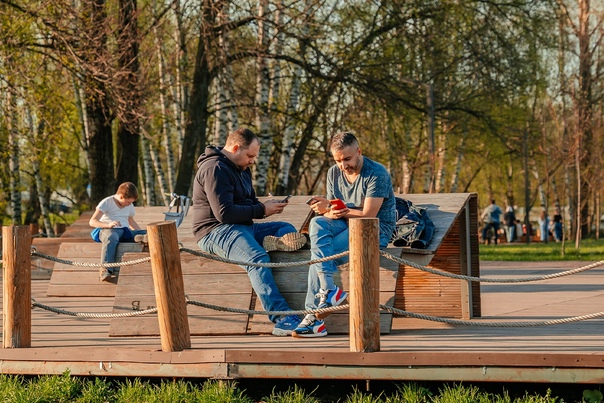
292;314;327;338
272;314;302;336
315;286;348;319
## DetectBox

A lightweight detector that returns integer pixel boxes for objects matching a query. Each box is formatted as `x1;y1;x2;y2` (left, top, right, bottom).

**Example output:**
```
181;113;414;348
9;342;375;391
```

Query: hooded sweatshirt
192;145;265;242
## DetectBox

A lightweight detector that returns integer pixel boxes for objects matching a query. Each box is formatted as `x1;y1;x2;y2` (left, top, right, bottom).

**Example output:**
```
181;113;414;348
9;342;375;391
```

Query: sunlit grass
0;375;584;402
480;238;604;261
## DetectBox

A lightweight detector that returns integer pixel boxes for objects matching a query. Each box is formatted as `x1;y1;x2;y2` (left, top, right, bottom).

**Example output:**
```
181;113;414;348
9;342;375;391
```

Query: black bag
391;197;435;249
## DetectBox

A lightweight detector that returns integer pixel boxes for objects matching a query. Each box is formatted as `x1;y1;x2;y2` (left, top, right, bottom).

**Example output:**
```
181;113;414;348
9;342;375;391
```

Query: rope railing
31;246;604;284
380;250;604;283
22;240;604;328
27;296;604;328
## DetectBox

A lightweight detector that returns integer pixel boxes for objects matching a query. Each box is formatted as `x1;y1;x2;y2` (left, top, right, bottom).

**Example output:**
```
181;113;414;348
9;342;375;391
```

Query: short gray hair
330;131;359;152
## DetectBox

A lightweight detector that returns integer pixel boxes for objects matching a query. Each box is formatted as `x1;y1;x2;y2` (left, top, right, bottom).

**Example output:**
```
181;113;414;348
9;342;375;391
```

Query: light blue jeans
306;216;389;309
305;217;351;309
100;228;147;265
197;221;297;323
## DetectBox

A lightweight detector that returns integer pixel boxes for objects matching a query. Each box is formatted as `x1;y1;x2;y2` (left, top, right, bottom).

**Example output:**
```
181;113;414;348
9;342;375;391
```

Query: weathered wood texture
148;221;191;351
42;194;477;336
0;260;603;383
394;193;481;318
349;218;381;352
2;226;32;348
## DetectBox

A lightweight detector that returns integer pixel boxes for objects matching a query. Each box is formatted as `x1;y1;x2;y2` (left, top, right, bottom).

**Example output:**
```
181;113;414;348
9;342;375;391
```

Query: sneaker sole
272;329;294;337
292;331;328;338
263;233;307;252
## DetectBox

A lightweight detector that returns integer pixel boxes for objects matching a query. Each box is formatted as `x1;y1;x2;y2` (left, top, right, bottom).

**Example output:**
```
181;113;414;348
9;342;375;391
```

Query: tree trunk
115;0;141;187
152;8;177;192
275;64;302;195
140;134;157;206
253;0;271;196
7;91;22;224
173;2;215;196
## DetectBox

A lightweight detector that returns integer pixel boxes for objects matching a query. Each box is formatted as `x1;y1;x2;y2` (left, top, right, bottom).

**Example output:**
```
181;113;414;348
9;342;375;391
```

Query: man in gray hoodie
192;127;306;336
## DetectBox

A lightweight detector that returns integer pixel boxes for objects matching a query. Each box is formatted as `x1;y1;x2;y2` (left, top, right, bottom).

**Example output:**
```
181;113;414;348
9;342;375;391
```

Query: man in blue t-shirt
481;199;503;245
292;132;396;338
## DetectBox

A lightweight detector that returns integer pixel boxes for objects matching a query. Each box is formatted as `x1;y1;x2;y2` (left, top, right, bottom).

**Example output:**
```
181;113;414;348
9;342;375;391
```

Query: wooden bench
108;193;479;336
44;193;480;335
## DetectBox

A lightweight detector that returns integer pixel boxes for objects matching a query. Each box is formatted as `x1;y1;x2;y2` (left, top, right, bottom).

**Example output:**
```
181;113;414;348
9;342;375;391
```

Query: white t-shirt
95;195;135;228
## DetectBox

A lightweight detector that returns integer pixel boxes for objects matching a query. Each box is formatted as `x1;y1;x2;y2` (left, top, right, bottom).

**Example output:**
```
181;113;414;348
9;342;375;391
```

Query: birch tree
253;0;272;195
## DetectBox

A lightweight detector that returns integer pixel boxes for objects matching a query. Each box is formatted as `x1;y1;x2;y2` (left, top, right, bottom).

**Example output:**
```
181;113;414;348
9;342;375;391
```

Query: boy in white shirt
89;182;146;281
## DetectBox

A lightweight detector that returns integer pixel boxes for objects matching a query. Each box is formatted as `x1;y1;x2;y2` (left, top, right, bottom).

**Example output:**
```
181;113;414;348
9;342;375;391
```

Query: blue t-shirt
326;157;396;247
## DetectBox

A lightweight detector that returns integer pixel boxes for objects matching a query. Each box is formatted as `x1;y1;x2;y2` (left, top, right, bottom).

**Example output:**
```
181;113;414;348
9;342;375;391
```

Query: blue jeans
305;217;350;309
100;228;147;265
197;221;297;323
305;216;390;310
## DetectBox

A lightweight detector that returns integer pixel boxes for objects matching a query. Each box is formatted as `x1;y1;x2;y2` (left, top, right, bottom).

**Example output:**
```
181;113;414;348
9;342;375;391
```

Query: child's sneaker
263;232;307;252
272;314;302;336
134;234;148;244
315;286;348;319
292;314;327;338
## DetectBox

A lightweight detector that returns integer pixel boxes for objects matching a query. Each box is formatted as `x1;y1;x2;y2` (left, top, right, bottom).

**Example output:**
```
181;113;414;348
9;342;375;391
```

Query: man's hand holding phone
329;198;347;210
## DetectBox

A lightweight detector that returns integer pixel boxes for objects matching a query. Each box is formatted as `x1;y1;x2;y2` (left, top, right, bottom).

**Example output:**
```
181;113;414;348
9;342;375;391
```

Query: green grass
480;238;604;261
0;373;596;402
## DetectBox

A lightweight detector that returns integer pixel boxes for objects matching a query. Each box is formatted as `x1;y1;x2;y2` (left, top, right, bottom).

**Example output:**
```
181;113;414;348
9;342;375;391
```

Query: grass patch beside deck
479;238;604;261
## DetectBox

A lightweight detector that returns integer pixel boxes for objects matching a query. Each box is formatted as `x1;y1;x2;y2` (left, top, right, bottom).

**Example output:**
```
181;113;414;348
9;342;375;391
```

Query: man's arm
343;197;384;219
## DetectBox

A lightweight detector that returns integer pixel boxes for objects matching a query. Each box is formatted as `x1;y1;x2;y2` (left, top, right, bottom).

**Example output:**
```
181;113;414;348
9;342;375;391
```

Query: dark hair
226;128;258;148
330;131;359;152
117;182;138;199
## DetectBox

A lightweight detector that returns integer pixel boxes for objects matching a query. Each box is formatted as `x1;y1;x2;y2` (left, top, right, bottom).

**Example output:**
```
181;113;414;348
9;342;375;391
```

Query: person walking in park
292;131;396;338
89;182;147;282
552;207;563;242
192;127;307;337
503;206;517;243
538;209;550;243
481;199;503;245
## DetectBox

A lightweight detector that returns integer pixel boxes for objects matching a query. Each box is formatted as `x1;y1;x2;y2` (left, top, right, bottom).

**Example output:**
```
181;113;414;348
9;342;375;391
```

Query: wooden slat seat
46;242;145;297
45;193;479;336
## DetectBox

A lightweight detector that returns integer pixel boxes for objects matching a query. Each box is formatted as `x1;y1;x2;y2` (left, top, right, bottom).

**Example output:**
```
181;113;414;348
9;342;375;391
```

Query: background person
503;206;517;243
481;199;503;245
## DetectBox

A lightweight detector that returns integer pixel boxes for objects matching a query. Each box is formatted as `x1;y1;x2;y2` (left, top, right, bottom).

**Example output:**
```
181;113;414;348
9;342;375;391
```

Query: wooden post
2;226;32;348
54;223;66;236
29;223;39;237
147;221;191;351
349;218;380;352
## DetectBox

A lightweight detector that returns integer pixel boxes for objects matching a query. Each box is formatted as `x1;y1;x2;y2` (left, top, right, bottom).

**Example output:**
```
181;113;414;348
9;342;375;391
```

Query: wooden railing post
147;221;191;351
349;218;380;352
2;225;32;348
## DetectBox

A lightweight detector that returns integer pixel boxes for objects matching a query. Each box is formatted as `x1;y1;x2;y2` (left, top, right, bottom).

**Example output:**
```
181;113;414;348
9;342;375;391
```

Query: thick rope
179;247;348;268
380;305;604;327
31;299;158;318
31;249;150;268
29;297;604;328
380;250;604;283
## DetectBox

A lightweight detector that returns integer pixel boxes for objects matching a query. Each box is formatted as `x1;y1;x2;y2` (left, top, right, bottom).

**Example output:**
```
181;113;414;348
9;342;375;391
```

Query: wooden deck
4;195;604;383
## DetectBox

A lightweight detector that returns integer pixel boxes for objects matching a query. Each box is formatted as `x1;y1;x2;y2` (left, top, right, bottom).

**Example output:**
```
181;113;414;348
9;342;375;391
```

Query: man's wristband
259;202;267;218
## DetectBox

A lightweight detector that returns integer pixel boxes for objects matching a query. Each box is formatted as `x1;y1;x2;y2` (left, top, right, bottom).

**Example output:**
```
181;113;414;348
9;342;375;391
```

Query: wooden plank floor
4;195;604;382
2;260;604;382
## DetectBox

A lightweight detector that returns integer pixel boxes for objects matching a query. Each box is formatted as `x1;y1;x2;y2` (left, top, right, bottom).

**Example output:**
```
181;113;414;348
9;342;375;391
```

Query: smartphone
329;198;347;210
306;197;318;205
279;195;292;203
